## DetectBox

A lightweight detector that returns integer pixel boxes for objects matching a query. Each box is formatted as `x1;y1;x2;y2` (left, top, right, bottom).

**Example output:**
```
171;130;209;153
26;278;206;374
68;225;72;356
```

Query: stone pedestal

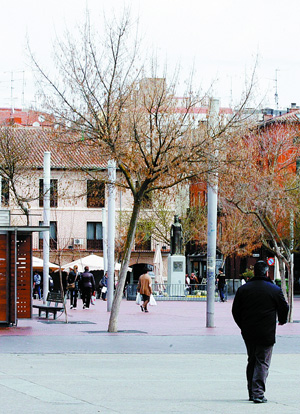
167;255;186;296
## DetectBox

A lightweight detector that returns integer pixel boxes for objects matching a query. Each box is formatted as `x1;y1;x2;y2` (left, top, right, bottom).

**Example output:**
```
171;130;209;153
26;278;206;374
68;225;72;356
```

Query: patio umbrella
62;254;104;272
61;254;132;273
153;243;164;284
32;256;60;271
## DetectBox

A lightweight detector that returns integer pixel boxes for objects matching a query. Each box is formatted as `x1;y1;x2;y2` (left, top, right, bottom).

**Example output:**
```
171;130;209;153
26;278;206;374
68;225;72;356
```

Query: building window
39;221;57;250
39;179;58;208
87;222;103;250
87;180;105;208
1;178;9;207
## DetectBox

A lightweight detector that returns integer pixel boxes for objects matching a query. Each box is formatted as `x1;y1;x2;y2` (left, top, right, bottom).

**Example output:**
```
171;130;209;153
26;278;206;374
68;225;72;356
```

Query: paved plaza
0;297;300;413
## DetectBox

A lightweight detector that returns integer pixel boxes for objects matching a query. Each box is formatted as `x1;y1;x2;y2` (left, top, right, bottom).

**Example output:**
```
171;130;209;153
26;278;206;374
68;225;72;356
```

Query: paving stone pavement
0;297;299;413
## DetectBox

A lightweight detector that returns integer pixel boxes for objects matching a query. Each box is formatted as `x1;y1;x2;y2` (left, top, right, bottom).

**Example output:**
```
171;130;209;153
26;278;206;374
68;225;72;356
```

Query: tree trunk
287;261;294;323
277;254;294;322
108;198;142;332
278;256;287;300
58;268;68;323
58;248;68;323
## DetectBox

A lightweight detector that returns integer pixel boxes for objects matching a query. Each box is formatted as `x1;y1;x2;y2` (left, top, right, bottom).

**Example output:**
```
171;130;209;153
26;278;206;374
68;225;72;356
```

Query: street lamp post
43;151;50;303
107;160;116;312
206;99;219;328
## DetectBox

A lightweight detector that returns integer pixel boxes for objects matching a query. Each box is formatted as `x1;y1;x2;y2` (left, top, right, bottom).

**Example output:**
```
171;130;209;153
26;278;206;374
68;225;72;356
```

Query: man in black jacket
232;260;289;404
80;266;96;309
217;267;226;302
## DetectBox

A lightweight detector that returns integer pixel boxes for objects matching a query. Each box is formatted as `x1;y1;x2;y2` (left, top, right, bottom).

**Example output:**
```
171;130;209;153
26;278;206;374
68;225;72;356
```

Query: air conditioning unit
73;238;84;246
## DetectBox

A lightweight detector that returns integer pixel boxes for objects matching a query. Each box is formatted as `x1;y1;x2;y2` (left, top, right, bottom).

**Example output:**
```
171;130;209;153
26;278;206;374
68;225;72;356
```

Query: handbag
68;272;78;290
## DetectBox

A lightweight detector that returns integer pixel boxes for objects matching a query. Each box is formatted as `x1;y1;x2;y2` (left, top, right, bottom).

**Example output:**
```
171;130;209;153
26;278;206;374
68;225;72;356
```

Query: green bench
33;292;65;319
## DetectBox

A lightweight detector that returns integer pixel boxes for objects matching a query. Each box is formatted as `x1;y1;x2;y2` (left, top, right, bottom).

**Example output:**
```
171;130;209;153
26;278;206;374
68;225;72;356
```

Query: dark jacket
80;271;96;291
232;276;289;346
217;272;226;289
100;275;108;288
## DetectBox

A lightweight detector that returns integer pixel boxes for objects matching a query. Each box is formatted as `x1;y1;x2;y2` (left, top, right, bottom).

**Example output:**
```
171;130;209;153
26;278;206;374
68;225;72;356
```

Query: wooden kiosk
0;209;48;326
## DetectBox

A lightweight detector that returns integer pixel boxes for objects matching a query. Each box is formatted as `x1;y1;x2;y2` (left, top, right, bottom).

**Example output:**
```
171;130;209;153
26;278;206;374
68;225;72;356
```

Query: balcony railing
87;239;103;250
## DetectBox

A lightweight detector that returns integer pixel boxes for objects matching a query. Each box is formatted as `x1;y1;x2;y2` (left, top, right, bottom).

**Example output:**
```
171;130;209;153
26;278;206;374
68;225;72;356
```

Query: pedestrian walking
48;274;54;292
232;260;289;404
80;266;96;309
217;267;226;302
33;271;42;300
137;270;152;313
99;272;108;301
67;265;80;309
185;274;191;294
190;273;199;293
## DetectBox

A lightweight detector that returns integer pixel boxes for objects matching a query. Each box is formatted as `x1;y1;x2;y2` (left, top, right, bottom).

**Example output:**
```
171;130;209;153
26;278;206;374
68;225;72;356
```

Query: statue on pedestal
170;215;183;256
168;215;186;292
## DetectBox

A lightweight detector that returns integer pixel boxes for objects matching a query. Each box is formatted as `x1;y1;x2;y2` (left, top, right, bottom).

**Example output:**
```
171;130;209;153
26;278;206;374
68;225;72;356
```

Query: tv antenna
274;69;279;109
10;71;14;114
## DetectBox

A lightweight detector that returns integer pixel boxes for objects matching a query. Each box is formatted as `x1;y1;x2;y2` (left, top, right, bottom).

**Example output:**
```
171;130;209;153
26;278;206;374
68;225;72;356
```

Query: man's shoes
70;305;73;309
83;304;86;309
253;397;267;404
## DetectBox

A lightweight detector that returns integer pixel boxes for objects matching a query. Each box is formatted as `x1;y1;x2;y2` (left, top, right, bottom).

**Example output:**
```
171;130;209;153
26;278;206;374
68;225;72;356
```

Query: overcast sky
0;0;299;110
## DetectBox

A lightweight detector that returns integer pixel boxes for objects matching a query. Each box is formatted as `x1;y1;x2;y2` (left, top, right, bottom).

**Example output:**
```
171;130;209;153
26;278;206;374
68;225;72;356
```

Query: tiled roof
263;109;300;125
0;127;107;170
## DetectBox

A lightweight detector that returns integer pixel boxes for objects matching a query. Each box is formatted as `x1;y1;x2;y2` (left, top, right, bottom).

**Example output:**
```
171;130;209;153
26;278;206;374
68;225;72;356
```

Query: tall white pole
107;160;116;311
102;207;107;273
43;152;50;303
289;211;294;321
206;99;219;328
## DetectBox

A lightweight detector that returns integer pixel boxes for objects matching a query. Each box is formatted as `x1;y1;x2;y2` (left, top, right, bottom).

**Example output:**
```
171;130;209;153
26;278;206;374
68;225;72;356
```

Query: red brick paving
1;297;299;337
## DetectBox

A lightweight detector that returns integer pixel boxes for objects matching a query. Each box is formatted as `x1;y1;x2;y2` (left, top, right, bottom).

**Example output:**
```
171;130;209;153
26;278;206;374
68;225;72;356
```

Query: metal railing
126;283;228;301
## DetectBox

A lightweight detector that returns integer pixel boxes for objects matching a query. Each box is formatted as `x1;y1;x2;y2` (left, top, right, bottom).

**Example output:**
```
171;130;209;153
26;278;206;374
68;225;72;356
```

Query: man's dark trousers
245;341;273;399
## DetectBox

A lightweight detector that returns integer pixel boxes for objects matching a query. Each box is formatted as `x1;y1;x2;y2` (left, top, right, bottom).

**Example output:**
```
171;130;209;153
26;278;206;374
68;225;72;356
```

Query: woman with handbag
137;270;152;313
67;265;80;309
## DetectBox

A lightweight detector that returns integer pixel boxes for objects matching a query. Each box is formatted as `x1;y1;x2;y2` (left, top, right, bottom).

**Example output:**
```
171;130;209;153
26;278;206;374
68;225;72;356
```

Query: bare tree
30;12;255;332
217;200;262;267
225;122;300;321
0;127;38;225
